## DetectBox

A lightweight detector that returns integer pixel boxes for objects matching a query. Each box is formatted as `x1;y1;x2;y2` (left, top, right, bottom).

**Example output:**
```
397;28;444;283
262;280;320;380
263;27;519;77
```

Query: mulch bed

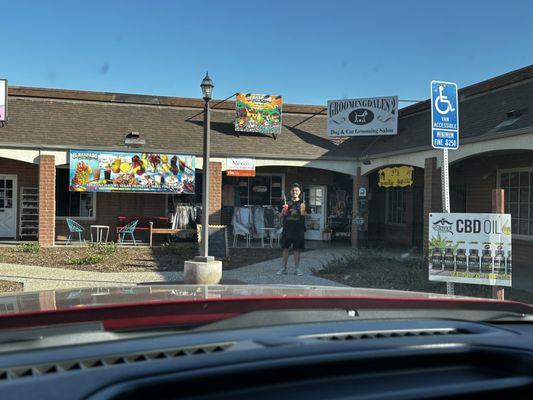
315;251;533;304
0;280;23;293
0;245;284;273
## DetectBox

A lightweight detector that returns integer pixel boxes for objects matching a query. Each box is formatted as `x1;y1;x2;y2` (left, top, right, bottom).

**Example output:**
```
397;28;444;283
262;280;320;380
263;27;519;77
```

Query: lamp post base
184;258;222;284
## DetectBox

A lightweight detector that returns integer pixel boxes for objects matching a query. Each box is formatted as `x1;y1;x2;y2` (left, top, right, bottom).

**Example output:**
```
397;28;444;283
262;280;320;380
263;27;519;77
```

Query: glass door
304;185;327;240
0;175;17;238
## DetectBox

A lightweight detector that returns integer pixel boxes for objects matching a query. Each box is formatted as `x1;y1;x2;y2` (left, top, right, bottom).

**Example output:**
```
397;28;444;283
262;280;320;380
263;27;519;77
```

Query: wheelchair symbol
434;85;456;115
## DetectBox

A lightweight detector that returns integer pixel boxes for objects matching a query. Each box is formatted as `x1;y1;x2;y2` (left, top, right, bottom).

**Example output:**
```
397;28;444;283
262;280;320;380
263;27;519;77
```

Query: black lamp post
200;72;214;258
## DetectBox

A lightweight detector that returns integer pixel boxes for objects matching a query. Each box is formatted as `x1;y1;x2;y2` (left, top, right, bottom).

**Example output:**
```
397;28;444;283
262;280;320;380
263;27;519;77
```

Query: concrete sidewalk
0;247;353;292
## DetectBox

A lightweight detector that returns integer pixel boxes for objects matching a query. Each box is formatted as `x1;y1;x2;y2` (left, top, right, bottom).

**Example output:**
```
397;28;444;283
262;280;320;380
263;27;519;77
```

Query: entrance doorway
0;175;18;238
304;185;327;240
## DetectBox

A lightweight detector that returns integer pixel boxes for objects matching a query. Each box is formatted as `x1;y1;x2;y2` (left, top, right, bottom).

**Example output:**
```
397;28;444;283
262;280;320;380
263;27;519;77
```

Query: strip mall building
1;66;533;268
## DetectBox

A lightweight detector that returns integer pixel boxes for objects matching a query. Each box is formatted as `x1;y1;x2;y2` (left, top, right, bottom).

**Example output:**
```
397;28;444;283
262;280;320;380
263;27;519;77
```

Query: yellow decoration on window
378;166;414;187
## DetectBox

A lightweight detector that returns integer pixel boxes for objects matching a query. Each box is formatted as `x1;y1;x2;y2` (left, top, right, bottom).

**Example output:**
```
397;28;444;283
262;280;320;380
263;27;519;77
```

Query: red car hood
0;284;490;313
0;285;530;331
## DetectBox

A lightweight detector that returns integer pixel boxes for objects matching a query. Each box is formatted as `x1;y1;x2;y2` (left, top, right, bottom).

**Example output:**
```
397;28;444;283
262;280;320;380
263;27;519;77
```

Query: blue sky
2;0;532;105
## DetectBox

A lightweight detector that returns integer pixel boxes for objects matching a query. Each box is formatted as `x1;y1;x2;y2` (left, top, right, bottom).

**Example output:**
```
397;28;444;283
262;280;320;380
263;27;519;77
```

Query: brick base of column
208;162;222;225
423;157;442;258
38;155;56;247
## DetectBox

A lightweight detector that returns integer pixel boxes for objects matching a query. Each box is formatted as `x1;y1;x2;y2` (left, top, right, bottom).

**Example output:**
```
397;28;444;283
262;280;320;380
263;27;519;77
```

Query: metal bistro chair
117;220;139;246
232;221;251;248
66;218;86;245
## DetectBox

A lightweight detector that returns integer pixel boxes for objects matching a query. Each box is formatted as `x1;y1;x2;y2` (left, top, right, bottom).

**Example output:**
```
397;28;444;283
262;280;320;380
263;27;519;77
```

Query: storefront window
386;187;406;224
229;174;284;206
55;168;96;218
499;169;533;236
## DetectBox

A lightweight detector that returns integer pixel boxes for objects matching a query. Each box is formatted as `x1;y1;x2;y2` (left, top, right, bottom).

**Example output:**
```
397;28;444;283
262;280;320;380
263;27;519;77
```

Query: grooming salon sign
327;96;398;137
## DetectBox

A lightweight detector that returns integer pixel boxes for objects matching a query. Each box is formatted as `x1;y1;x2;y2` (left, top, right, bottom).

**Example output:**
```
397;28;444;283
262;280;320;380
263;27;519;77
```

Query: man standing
277;183;306;276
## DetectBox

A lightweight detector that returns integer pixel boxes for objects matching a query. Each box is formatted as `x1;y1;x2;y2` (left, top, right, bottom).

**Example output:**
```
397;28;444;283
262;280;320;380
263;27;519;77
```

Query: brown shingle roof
3;65;533;160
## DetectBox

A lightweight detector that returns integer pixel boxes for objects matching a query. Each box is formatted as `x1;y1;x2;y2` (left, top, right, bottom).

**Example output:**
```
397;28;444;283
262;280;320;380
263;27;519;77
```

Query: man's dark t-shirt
283;199;305;235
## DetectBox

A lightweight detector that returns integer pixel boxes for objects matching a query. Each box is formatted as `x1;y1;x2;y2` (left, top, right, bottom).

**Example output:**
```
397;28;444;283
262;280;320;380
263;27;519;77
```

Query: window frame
55;166;97;221
385;187;407;225
497;167;533;242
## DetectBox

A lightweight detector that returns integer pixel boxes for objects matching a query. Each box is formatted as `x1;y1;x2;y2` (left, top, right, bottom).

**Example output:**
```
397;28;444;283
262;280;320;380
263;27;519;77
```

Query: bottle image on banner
481;249;493;273
431;248;443;270
455;248;467;271
493;249;505;275
506;250;512;275
468;249;480;272
443;248;455;271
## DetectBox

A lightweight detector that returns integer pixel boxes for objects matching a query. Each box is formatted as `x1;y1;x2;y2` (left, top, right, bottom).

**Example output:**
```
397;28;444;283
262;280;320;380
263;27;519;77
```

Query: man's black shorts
281;232;305;250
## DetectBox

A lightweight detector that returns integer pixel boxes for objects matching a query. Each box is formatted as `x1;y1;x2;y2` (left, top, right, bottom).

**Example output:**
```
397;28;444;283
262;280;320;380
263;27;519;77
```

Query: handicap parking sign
431;81;459;149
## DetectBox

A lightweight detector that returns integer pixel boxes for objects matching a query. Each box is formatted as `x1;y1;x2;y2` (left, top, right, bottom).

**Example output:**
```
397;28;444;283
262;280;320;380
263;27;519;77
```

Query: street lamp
201;72;213;101
200;72;214;258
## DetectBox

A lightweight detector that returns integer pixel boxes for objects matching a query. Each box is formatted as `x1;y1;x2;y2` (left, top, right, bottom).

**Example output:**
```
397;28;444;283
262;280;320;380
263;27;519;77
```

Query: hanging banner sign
378;166;413;187
327;96;398;137
226;158;256;177
235;93;282;135
69;150;195;194
429;213;512;287
0;79;7;122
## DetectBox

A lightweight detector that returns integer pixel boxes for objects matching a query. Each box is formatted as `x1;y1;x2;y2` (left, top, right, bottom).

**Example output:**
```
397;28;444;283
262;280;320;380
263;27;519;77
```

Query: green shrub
14;242;40;254
67;253;105;265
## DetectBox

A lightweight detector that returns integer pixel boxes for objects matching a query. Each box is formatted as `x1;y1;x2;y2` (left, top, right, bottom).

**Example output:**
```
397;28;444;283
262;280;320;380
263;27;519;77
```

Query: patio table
90;225;110;244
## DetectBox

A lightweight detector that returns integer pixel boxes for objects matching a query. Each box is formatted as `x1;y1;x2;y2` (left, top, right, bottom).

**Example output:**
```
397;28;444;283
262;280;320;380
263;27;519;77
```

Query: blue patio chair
117;220;139;246
66;218;85;245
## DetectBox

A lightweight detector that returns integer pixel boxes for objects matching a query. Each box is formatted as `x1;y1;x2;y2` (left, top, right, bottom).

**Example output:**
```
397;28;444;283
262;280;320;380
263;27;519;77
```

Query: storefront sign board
429;213;512;287
235;93;282;135
226;158;256;177
378;166;413;187
69;150;195;194
0;79;7;122
327;96;398;137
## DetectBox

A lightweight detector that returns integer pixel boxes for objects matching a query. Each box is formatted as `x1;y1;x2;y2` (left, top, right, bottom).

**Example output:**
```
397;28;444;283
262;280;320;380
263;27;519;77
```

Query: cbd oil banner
69;150;195;194
235;93;282;134
429;213;512;287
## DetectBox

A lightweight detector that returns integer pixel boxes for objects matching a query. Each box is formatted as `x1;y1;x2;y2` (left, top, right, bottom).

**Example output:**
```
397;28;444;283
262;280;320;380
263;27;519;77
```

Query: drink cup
93;168;100;181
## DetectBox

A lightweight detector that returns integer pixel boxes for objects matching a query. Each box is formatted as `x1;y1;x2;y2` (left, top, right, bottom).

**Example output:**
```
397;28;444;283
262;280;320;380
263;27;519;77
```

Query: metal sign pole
431;80;458;297
442;148;454;295
442;149;450;213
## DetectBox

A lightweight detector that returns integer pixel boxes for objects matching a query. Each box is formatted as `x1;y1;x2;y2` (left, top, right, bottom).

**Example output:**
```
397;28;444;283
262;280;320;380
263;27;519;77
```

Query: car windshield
1;0;533;326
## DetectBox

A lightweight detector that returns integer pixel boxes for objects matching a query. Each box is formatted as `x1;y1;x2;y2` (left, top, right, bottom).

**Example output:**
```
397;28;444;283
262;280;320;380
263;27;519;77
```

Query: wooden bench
116;216;170;242
148;222;196;247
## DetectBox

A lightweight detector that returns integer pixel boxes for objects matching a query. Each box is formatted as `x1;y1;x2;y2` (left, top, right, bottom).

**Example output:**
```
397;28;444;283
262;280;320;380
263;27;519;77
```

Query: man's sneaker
276;267;289;275
295;268;304;276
